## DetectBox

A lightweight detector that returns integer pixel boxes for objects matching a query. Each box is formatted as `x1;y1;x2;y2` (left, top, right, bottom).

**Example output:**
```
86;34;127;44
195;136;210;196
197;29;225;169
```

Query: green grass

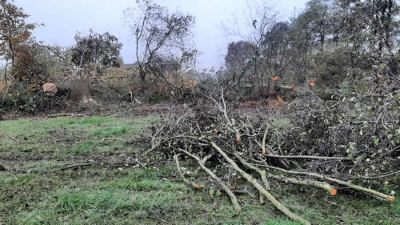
1;116;400;224
0;116;150;159
92;126;130;137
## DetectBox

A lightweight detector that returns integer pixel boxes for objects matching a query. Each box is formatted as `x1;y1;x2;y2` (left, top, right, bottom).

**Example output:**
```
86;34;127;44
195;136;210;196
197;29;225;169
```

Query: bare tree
123;0;196;92
222;0;305;97
221;1;281;82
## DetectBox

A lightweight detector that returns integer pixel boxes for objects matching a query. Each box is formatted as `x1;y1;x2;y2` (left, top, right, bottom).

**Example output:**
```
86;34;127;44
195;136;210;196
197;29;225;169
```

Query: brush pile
143;77;399;224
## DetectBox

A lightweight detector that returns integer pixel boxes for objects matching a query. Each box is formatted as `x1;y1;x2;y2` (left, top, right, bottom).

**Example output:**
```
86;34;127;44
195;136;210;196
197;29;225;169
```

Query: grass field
1;115;400;224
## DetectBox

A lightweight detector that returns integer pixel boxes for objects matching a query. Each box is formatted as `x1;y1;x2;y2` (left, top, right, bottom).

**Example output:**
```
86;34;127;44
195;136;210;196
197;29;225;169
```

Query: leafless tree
123;0;196;93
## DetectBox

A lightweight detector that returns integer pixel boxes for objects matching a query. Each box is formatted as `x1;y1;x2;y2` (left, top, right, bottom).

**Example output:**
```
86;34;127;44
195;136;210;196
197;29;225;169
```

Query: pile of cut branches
143;89;396;225
284;74;400;183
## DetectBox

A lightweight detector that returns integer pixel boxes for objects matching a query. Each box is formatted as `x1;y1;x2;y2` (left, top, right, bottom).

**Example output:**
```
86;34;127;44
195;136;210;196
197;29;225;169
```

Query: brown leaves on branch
0;0;40;68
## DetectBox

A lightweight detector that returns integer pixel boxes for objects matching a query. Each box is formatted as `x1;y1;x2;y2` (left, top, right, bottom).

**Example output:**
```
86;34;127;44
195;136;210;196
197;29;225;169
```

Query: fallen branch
232;187;255;198
261;125;270;155
268;174;337;196
209;141;310;225
174;153;213;189
265;165;395;202
144;108;193;155
59;161;140;171
233;151;271;205
60;162;93;171
177;148;242;212
263;155;352;161
362;169;400;179
101;137;132;143
47;113;88;118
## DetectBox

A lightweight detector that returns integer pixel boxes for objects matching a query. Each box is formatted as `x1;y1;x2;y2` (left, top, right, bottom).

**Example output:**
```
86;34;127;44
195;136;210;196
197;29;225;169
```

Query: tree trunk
8;40;14;67
3;60;8;85
139;66;147;94
56;79;92;102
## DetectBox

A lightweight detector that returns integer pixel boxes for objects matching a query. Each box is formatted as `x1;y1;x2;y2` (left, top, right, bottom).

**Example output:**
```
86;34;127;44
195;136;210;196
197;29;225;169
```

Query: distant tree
260;22;294;78
263;22;290;44
225;41;255;72
222;1;281;79
123;0;196;91
70;30;123;75
9;38;79;91
302;0;332;51
339;0;399;53
224;41;255;88
12;39;49;84
151;54;181;74
0;0;38;82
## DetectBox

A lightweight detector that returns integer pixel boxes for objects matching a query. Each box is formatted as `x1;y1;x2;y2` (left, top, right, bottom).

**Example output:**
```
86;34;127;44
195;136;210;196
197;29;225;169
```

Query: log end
386;197;396;202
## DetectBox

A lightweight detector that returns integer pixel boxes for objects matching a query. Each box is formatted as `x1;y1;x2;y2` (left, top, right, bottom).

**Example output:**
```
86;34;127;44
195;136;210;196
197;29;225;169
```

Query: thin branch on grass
60;162;93;171
174;153;214;189
233;152;271;190
268;174;337;196
233;151;271;205
209;141;311;225
177;147;242;212
101;137;132;143
47;113;88;118
264;165;395;201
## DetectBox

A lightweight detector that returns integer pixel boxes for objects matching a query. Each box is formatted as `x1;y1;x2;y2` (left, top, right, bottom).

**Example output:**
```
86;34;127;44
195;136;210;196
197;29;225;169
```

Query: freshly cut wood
43;79;96;103
268;174;337;196
265;165;395;201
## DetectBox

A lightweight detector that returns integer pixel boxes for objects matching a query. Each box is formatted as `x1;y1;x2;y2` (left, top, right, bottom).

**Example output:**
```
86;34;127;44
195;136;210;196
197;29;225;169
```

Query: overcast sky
12;0;309;69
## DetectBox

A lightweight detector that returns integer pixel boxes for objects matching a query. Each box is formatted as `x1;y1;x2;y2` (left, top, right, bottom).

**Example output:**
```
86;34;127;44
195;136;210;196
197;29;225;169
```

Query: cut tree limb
174;153;213;189
263;155;352;161
265;165;395;201
209;141;311;225
177;148;242;212
233;151;271;205
261;125;270;155
268;174;337;196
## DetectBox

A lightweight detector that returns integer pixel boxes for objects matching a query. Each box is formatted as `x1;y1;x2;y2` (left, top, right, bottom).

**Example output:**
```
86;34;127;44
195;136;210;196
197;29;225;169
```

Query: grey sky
12;0;308;69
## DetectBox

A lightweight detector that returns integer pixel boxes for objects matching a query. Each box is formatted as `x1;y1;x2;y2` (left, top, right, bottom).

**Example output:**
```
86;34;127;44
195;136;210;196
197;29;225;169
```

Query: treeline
223;0;400;96
1;0;399;111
